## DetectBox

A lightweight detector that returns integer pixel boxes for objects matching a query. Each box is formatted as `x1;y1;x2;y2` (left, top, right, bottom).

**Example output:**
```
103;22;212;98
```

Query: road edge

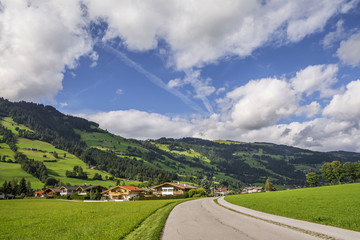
214;197;338;240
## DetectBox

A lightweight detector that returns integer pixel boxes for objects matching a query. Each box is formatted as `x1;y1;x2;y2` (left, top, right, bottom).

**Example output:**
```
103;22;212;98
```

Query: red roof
35;191;45;194
120;185;143;191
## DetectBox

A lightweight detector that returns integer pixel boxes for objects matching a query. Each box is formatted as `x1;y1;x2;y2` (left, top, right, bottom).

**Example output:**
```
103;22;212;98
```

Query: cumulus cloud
0;0;93;102
323;80;360;121
86;109;194;139
86;0;349;70
225;78;297;129
337;31;360;66
290;64;339;97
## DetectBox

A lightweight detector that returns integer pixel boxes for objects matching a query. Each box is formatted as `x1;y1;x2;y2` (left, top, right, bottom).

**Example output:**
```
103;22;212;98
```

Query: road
162;197;360;240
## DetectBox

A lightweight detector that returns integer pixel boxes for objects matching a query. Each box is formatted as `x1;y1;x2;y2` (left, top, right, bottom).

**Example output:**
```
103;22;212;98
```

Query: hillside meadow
0;199;184;240
225;183;360;231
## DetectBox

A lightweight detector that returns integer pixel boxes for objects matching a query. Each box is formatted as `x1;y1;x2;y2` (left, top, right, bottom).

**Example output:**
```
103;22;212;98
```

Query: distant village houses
241;187;263;194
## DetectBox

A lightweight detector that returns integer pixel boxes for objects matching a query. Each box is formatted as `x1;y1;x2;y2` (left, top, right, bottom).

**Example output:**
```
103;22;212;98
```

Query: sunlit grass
225;183;360;231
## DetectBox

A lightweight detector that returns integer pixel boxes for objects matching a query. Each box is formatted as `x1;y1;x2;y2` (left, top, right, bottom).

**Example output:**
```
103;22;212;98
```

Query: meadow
0;199;184;240
225;183;360;231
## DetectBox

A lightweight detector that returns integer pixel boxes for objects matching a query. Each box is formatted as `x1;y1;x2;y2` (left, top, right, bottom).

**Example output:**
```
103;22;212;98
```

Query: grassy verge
124;199;187;240
225;183;360;231
0;199;178;240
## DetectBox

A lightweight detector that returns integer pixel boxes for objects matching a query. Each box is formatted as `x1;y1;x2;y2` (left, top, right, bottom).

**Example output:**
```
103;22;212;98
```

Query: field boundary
214;197;338;240
123;199;188;240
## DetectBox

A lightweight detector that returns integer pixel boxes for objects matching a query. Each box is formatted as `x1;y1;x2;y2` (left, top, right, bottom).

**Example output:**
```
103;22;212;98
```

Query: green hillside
225;183;360;231
1;98;360;191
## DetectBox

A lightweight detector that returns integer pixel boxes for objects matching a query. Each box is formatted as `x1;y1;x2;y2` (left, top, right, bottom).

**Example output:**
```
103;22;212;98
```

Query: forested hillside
1;98;360;190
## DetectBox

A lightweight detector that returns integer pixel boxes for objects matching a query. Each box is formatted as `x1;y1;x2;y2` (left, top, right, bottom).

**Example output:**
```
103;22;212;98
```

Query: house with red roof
101;185;144;200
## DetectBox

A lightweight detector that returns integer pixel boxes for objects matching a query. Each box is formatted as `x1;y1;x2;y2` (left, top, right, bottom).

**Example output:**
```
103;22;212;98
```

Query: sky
1;0;360;152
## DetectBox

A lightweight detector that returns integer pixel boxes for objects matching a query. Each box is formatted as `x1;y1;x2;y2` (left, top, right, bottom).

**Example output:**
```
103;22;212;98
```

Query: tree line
306;160;360;187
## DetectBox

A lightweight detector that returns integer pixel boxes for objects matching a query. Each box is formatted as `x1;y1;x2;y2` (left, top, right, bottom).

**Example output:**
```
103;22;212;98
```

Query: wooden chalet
150;182;197;196
59;186;79;196
34;190;45;197
43;188;61;196
101;185;144;200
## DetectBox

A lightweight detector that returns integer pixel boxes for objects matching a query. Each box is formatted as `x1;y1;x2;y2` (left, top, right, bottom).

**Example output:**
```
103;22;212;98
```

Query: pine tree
19;177;27;194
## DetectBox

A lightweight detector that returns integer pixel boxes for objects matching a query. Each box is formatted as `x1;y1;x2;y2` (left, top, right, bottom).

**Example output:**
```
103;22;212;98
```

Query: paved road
162;197;360;240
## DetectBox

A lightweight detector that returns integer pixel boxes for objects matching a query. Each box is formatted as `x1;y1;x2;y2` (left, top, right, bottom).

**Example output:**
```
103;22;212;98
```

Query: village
0;182;267;201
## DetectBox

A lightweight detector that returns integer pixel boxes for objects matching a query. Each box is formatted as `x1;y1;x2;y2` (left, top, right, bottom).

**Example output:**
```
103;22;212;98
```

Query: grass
1;117;33;135
124;200;187;240
225;183;360;231
0;199;179;240
0;142;15;161
0;162;44;189
16;138;118;187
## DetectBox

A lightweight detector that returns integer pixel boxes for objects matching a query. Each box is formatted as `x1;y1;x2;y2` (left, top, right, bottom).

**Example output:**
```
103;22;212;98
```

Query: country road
161;197;360;240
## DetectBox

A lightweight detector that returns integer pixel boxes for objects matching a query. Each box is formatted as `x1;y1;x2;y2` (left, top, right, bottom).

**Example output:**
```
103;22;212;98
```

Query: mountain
1;98;359;190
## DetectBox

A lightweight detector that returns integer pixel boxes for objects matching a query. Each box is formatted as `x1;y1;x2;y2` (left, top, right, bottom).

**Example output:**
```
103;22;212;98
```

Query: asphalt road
162;197;360;240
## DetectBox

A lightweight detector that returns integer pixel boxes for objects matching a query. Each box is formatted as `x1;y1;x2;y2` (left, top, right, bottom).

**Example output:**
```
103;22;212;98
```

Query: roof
59;186;79;191
217;188;228;192
101;185;144;194
45;188;61;193
35;191;45;194
77;185;105;191
149;182;197;190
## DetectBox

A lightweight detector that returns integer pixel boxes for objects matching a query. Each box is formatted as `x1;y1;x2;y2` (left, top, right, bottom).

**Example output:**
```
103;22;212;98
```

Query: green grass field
225;183;360;231
0;199;181;240
0;162;44;189
0;142;15;161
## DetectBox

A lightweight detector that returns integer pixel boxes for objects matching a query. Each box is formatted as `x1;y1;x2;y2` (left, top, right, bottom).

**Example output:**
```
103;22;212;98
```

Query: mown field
0;199;184;240
225;183;360;231
0;162;44;189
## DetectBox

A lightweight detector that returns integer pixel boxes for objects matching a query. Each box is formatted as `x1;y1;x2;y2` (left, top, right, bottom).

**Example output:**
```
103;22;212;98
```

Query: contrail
99;43;204;113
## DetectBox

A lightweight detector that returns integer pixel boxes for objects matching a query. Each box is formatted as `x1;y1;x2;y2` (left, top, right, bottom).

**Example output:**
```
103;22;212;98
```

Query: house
59;186;79;196
241;187;263;194
150;182;197;196
43;188;61;196
101;185;144;200
216;188;228;196
34;190;45;197
76;185;106;196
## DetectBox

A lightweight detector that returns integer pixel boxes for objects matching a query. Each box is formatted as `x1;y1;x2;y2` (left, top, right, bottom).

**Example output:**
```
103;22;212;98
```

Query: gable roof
149;182;197;190
76;185;105;191
44;188;60;193
59;186;79;191
101;185;143;194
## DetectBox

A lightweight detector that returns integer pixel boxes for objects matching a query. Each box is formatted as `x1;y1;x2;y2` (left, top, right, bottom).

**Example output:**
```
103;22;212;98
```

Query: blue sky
1;0;360;151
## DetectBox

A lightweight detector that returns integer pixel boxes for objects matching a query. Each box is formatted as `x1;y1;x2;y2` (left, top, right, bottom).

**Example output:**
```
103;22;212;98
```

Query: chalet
76;185;106;196
150;182;197;196
34;190;45;197
59;186;79;196
101;185;144;200
216;188;228;196
241;187;263;194
43;188;61;196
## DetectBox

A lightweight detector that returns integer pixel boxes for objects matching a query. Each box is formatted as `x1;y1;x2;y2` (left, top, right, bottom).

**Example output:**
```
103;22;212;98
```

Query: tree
264;178;274;191
200;176;211;195
306;172;319;187
44;177;58;187
332;161;344;184
321;162;334;183
19;177;27;194
53;151;59;159
343;162;359;182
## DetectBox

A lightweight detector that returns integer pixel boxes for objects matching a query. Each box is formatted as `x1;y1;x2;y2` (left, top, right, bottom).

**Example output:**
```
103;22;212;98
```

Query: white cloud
167;78;183;88
0;0;93;102
86;109;194;140
116;89;123;95
296;101;321;118
225;78;297;130
322;20;345;49
337;31;360;66
59;102;68;108
323;80;360;121
290;64;339;97
86;0;349;70
89;51;99;67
